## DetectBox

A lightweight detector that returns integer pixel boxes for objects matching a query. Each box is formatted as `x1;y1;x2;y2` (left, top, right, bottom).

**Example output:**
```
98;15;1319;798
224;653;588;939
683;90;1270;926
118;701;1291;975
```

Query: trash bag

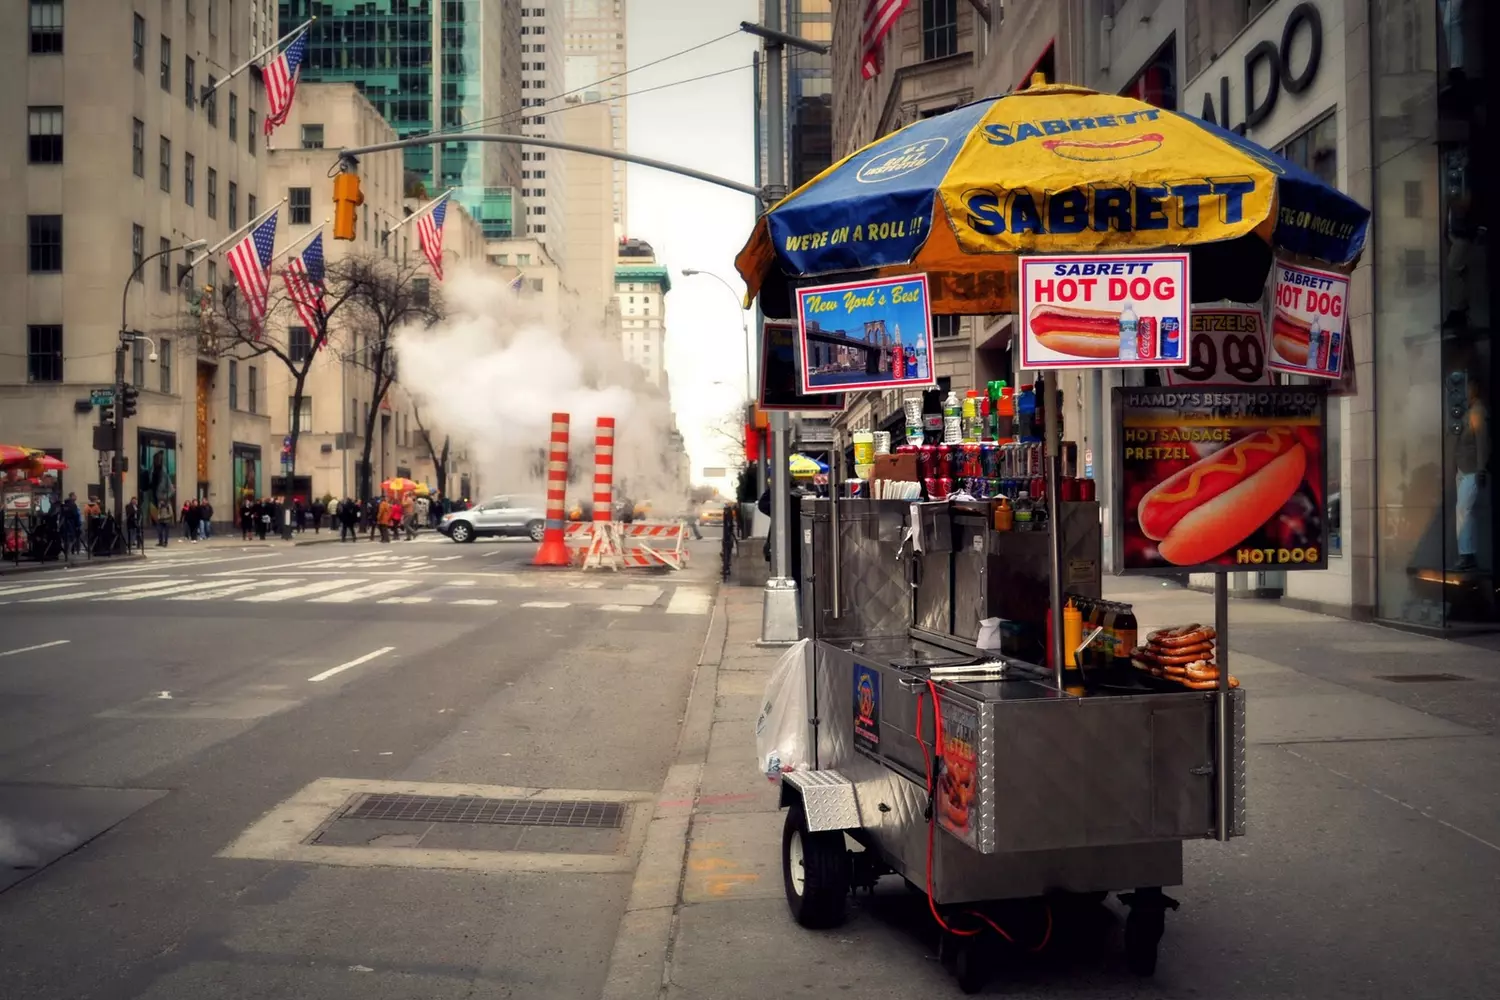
754;638;811;783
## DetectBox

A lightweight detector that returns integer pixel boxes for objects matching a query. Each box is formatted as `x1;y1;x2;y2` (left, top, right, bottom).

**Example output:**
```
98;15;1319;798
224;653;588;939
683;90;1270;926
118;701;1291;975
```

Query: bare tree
410;402;449;499
329;254;441;499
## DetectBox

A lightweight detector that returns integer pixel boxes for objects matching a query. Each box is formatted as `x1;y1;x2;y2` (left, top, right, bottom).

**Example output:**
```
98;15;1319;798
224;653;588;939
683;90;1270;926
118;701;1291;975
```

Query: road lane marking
451;598;498;606
665;588;713;615
96;577;291;601
521;601;571;609
22;579;193;602
238;578;364;602
378;596;432;604
0;582;84;597
0;639;71;658
168;579;299;600
311;580;418;603
447;580;477;586
599;604;642;613
308;646;395;683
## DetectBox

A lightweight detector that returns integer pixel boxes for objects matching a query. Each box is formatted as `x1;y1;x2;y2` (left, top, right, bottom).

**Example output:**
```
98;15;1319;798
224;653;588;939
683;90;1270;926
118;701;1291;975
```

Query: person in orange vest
376;496;393;543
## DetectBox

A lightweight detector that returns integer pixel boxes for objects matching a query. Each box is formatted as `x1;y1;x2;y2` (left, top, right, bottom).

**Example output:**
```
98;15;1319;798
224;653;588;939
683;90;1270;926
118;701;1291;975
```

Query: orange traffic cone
533;412;573;567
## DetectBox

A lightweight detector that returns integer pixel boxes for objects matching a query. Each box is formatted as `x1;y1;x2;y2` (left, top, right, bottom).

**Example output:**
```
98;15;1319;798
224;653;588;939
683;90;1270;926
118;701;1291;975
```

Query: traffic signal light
332;172;364;241
121;384;139;419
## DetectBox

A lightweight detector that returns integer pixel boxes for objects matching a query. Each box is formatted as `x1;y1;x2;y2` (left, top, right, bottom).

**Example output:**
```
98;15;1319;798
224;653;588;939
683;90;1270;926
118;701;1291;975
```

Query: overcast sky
625;0;761;487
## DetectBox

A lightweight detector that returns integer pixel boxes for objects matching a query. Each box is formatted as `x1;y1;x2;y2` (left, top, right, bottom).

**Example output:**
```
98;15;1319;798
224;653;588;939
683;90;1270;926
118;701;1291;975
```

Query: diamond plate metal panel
783;769;862;831
834;510;910;637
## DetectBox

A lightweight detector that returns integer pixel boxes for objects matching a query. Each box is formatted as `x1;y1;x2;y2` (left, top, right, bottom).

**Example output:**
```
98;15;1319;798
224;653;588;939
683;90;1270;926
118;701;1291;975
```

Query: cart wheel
781;801;850;929
952;937;990;995
1124;906;1165;977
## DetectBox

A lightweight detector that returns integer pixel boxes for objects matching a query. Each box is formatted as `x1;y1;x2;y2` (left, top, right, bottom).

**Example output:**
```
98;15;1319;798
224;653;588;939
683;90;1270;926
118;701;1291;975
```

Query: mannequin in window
1455;375;1488;571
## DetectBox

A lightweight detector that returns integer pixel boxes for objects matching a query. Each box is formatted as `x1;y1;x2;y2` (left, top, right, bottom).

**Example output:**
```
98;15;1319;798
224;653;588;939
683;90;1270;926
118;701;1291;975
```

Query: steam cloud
394;268;687;508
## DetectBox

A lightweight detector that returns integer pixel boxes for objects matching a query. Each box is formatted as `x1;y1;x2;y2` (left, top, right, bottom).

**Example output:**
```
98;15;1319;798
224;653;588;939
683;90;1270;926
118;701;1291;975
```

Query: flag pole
206;18;315;97
383;188;454;242
189;196;288;267
271;220;328;266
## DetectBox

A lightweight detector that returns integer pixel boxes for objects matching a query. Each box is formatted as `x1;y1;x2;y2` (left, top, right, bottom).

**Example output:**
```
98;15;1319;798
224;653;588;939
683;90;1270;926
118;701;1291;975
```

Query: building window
289;326;311;363
159;238;172;291
351;398;359;437
184;153;195;205
205;76;218;125
301;124;323;149
1402;248;1427;288
207;168;218;219
1276;111;1337;189
207;260;216;298
933;314;961;338
27;325;63;383
248;365;258;413
28;215;62;272
229;93;237;142
289;396;311;432
30;0;63;54
228;181;238;228
28;107;63;164
159;337;173;393
921;0;958;61
248;193;257;219
131;118;144;176
159;136;170;191
132;338;145;386
248;110;256;153
185;56;195;108
289;187;311;225
1404;180;1421;218
132;13;145;70
132;224;144;279
413;278;431;307
160;35;171;90
229;359;239;410
530;278;544;291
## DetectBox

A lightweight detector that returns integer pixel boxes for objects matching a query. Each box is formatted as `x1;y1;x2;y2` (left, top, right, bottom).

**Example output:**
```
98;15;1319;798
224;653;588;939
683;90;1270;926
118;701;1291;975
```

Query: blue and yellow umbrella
736;80;1370;316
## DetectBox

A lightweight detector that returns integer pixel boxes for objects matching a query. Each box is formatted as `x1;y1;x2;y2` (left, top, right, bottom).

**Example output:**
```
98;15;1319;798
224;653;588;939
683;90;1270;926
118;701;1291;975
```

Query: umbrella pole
1044;369;1065;690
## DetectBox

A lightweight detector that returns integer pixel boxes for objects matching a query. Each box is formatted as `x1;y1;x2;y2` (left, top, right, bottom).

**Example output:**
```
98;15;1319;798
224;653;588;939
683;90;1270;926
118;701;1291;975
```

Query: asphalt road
0;533;721;999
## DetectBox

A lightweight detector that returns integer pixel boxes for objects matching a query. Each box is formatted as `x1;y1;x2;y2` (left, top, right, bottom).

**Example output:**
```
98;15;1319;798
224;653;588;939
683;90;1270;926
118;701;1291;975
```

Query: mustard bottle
1063;598;1083;668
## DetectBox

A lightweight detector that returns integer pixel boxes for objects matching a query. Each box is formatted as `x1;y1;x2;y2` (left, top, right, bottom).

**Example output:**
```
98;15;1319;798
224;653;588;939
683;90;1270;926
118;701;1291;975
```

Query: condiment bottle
1114;604;1138;661
992;495;1013;531
1063;599;1083;668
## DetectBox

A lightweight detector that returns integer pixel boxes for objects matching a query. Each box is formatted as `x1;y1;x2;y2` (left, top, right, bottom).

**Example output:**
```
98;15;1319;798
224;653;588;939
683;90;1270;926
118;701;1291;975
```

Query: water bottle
1118;302;1139;361
942;390;961;445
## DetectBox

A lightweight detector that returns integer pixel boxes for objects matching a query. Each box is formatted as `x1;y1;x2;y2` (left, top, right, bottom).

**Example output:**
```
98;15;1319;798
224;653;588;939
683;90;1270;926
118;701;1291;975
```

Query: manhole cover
341;793;625;829
1373;673;1471;684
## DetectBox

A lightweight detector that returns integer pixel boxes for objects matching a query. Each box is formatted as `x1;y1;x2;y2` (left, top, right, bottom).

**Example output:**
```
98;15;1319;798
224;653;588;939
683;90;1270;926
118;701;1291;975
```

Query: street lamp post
116;239;206;538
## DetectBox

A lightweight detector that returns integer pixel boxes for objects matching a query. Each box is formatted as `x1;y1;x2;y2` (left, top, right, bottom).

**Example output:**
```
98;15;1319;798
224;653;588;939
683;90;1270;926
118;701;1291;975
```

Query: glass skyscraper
280;1;523;232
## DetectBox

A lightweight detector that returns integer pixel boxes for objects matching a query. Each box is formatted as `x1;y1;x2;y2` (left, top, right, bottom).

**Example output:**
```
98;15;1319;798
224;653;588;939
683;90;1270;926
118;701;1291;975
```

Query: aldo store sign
1190;1;1325;136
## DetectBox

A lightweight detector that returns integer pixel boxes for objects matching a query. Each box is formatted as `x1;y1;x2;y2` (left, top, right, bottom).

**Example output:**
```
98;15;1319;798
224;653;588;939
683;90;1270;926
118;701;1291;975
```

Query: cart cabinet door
1150;700;1216;839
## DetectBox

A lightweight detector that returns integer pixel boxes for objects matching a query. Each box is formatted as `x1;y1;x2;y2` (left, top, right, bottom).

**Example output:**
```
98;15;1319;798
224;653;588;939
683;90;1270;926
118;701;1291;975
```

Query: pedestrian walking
311;498;326;534
184;500;201;542
255;499;270;541
241;497;255;540
364;499;378;540
402;494;417;540
200;499;214;539
125;497;142;550
376;496;393;543
59;493;82;555
153;499;171;547
339;498;359;542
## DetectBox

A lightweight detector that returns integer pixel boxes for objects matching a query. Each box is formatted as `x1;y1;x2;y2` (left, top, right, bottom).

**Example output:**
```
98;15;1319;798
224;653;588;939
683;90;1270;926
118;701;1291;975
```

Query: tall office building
561;96;617;327
759;0;833;190
614;238;668;388
520;3;567;262
564;0;627;231
282;1;524;235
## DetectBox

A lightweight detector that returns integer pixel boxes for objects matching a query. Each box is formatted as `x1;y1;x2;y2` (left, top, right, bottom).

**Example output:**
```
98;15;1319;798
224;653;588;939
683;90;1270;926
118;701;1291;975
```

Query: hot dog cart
774;487;1246;992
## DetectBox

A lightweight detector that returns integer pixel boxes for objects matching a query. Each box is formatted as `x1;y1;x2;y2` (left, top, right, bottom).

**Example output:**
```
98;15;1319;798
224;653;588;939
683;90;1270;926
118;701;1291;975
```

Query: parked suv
438;495;547;543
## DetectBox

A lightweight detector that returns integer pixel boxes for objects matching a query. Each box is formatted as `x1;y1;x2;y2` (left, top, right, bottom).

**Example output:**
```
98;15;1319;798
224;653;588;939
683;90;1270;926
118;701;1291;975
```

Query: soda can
1137;316;1157;360
1160;317;1182;361
936;476;953;499
918;444;937;478
844;479;865;498
980;442;999;478
935;444;952;478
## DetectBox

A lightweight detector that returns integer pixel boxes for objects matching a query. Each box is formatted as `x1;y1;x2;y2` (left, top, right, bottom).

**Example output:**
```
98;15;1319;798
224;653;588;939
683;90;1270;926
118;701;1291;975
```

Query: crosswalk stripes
238;579;364;603
169;579;300;601
97;578;295;602
0;581;82;598
310;580;417;604
22;579;189;603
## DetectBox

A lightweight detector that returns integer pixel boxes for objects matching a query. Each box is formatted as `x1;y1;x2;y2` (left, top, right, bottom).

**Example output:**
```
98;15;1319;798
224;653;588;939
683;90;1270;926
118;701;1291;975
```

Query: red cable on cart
916;679;1052;952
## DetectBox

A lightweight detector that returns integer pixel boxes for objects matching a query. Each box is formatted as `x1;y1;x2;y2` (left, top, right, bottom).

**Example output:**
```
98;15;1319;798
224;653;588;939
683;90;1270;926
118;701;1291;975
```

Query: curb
600;588;728;1000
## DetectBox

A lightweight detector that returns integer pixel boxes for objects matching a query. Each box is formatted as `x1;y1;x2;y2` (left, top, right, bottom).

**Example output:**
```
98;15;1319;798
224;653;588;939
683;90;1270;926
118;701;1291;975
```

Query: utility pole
757;0;799;645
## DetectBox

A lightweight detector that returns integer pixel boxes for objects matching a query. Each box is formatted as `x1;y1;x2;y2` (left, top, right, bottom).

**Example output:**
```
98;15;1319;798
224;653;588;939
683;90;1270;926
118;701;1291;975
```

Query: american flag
417;195;449;282
861;0;912;79
282;232;327;347
226;213;279;334
510;273;524;294
262;30;309;136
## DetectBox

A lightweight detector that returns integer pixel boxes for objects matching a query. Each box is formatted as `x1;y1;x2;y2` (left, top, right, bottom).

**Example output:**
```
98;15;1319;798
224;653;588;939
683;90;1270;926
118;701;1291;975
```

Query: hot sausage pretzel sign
1019;253;1190;370
1269;260;1349;379
1114;386;1328;573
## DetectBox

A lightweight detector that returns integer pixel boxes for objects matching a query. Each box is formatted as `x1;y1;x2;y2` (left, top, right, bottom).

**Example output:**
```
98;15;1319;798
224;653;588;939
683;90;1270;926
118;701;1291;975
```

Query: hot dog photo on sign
1019;253;1190;369
1115;387;1329;573
1269;261;1350;379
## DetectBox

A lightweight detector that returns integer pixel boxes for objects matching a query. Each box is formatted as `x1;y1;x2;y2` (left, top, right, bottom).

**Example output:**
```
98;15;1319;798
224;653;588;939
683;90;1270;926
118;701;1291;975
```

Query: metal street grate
340;794;625;829
1373;673;1471;684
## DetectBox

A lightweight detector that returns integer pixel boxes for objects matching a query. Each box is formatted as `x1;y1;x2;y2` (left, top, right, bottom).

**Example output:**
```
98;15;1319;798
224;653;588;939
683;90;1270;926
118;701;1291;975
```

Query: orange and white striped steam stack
583;416;623;570
532;412;573;567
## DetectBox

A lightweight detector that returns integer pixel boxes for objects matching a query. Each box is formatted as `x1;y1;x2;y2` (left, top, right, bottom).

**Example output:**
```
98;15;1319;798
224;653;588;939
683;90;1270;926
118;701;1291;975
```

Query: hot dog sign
1019;253;1191;370
1114;386;1329;574
1269;260;1349;379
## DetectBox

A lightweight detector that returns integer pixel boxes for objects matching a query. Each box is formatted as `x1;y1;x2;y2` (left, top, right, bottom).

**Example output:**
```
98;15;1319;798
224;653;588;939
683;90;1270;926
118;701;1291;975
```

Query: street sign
91;388;115;406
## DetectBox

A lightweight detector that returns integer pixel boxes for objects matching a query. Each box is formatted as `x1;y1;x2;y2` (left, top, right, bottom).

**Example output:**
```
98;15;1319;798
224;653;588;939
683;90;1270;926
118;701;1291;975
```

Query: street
0;534;721;999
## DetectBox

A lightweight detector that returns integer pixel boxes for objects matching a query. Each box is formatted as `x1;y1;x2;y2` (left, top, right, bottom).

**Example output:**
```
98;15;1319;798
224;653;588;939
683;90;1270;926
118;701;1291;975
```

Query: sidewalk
603;581;1500;998
0;530;352;576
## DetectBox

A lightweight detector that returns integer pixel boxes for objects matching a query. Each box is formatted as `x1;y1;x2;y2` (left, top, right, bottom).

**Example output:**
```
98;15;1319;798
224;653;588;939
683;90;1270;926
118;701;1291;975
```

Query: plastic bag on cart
754;638;811;783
